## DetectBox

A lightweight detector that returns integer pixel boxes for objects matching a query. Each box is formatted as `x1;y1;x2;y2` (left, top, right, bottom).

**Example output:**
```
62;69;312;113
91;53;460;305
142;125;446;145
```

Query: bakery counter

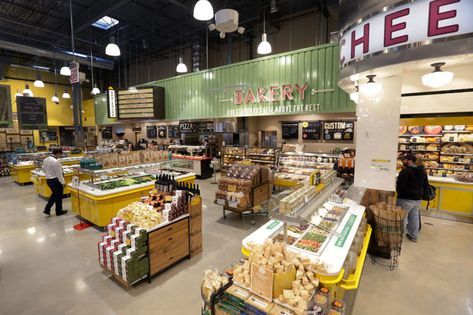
171;155;213;179
422;176;473;217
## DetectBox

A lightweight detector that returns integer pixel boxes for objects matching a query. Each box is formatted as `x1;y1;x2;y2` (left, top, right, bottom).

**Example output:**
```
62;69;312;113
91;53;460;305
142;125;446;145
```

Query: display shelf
281;152;341;158
426;167;472;172
443;130;472;133
398;134;442;137
440;161;472;165
441;141;473;144
250;159;274;164
411;149;440;152
441;153;473;156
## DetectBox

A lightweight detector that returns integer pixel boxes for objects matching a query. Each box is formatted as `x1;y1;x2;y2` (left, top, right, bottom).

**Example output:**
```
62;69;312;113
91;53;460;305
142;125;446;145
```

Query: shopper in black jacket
396;154;428;242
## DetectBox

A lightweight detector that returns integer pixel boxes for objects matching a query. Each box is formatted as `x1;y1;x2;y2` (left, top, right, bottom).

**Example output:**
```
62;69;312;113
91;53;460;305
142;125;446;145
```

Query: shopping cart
368;206;406;270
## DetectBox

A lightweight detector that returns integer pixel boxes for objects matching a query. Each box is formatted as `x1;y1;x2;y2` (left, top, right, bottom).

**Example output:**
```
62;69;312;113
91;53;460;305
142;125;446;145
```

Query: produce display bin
11;164;36;184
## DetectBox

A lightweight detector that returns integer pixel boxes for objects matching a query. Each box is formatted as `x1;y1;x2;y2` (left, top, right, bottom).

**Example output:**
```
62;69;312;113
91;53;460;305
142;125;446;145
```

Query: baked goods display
221;146;246;168
246;147;278;166
399;124;473;180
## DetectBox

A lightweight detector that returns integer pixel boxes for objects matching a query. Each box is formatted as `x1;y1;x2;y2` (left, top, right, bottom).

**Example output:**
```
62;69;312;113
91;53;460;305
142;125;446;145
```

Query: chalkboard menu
179;121;214;133
117;87;165;119
168;125;181;138
17;97;47;130
282;122;299;140
323;120;355;141
146;126;157;138
101;126;113;139
302;121;321;140
158;126;167;138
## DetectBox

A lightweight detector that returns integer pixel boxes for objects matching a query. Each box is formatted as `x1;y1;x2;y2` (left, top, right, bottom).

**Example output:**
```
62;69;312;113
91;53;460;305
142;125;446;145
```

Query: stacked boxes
216;285;251;315
98;217;149;284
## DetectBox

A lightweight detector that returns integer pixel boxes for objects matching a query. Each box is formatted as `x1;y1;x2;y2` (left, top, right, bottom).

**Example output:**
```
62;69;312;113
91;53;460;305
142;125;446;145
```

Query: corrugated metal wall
142;44;354;120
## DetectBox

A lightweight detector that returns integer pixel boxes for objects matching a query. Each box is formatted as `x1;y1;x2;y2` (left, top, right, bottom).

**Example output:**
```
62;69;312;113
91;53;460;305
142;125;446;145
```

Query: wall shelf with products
246;147;279;167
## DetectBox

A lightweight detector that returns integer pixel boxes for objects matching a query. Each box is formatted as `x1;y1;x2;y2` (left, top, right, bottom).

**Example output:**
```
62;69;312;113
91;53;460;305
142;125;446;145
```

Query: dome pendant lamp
257;8;272;55
23;83;33;97
193;0;214;21
359;75;382;96
105;35;121;56
176;33;188;73
33;72;45;88
62;89;71;99
421;62;454;88
60;61;71;76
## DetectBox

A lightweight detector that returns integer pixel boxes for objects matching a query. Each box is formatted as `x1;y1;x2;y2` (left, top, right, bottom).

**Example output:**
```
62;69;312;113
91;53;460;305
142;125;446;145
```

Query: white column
354;75;402;191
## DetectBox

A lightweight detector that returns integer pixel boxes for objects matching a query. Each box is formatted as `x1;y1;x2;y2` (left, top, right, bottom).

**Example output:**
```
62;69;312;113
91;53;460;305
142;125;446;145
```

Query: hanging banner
107;87;117;118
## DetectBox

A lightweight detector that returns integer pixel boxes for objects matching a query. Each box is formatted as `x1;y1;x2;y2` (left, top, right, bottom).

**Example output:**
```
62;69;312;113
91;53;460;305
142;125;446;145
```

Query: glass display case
246;147;279;166
221;146;246;169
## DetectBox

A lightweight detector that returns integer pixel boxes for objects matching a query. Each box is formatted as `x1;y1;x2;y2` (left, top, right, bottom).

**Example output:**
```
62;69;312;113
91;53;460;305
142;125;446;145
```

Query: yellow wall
0;77;96;146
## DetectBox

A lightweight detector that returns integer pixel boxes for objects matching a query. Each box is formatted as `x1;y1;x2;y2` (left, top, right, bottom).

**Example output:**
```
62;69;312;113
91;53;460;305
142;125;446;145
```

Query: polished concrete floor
0;176;472;315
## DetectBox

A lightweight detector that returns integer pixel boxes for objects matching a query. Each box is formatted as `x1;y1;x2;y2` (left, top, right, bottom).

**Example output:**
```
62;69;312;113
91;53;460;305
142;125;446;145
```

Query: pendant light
349;86;359;104
33;72;45;88
15;89;22;97
257;7;272;55
60;61;71;76
359;75;382;96
176;32;188;73
23;83;33;97
105;35;121;56
193;0;214;21
89;47;101;95
421;62;454;88
51;64;60;104
62;89;71;99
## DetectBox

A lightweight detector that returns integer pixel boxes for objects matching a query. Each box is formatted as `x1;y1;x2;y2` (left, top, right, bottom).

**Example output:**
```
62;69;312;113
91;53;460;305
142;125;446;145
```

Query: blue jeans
396;198;421;240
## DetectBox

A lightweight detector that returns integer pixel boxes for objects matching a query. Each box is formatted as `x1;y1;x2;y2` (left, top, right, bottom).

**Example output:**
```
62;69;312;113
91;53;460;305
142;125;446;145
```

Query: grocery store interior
0;1;472;315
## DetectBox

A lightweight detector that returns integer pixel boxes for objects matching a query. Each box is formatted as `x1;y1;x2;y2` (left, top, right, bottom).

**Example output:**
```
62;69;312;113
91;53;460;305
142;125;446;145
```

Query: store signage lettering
107;88;117;118
233;82;309;105
339;0;473;67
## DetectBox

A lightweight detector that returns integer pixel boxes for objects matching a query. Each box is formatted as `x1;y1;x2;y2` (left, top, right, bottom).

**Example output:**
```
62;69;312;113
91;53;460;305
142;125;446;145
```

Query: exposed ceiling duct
0;39;114;70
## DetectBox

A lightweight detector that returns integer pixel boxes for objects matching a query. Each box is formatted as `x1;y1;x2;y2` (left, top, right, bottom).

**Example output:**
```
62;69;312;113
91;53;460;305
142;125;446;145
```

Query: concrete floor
0;176;472;315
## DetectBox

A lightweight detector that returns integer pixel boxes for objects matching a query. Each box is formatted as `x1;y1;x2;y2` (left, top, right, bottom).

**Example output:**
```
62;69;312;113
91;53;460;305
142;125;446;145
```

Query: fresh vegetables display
295;239;322;252
98;175;155;190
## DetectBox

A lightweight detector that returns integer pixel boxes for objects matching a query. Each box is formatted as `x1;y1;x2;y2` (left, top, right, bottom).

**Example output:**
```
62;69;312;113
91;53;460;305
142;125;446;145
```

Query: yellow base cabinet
11;164;36;184
423;178;473;217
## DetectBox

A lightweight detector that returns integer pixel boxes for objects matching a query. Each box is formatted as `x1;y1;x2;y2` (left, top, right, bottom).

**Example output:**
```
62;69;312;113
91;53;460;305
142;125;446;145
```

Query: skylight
92;16;119;30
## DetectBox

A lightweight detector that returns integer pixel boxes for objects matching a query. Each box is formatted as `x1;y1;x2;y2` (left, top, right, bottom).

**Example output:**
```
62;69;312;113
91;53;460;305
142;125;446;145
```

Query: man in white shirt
42;148;68;216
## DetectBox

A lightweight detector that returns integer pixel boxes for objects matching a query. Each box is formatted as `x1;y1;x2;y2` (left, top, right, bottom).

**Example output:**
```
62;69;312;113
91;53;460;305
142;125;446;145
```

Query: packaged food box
246;294;274;315
118;154;127;167
109;153;119;168
269;303;295;315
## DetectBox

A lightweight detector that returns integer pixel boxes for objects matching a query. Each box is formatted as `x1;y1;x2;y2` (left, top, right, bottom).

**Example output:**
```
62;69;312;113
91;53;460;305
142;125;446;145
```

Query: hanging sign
117;87;165;119
107;87;117;118
323;120;355;141
340;0;473;67
70;61;80;84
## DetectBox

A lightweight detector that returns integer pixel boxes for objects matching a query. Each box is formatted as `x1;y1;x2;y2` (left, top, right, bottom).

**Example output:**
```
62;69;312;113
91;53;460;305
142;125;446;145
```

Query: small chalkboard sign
146;126;157;138
302;121;321;140
17;97;47;130
323;120;355;141
158;126;167;138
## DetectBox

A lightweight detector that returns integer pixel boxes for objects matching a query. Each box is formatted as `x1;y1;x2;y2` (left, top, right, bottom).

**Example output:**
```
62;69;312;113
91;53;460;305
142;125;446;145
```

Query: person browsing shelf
42;148;68;216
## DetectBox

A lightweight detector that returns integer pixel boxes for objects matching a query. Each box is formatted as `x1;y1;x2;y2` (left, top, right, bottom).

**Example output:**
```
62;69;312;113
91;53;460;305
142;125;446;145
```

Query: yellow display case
68;174;196;227
30;168;90;198
11;164;36;184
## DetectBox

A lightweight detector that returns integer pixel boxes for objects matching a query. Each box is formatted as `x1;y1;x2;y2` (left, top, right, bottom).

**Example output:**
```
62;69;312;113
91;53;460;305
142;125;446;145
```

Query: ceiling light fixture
349;86;359;104
193;0;214;21
51;94;60;104
33;73;44;88
257;7;272;55
89;47;101;95
62;89;71;99
176;57;188;73
60;62;71;76
91;84;101;95
15;89;22;97
421;62;454;88
359;75;382;96
23;83;33;97
105;35;121;56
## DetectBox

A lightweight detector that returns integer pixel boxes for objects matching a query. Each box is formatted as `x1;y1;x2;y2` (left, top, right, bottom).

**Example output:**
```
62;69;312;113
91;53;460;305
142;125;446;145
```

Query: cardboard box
269;304;295;315
126;153;134;166
109;153;119;168
132;152;141;165
118;154;127;167
141;151;151;163
189;196;202;217
246;294;274;315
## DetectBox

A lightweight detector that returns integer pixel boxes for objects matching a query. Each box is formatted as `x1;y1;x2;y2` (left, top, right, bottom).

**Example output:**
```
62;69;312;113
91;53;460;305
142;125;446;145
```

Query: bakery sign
227;82;333;117
339;0;473;67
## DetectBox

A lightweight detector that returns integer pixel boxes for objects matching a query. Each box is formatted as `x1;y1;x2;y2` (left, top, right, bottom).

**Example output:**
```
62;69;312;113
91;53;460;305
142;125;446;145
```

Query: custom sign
146;126;157;138
101;126;113;139
323;120;354;141
340;0;473;67
117;87;165;119
179;121;213;133
302;121;321;140
16;97;47;130
107;87;117;118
